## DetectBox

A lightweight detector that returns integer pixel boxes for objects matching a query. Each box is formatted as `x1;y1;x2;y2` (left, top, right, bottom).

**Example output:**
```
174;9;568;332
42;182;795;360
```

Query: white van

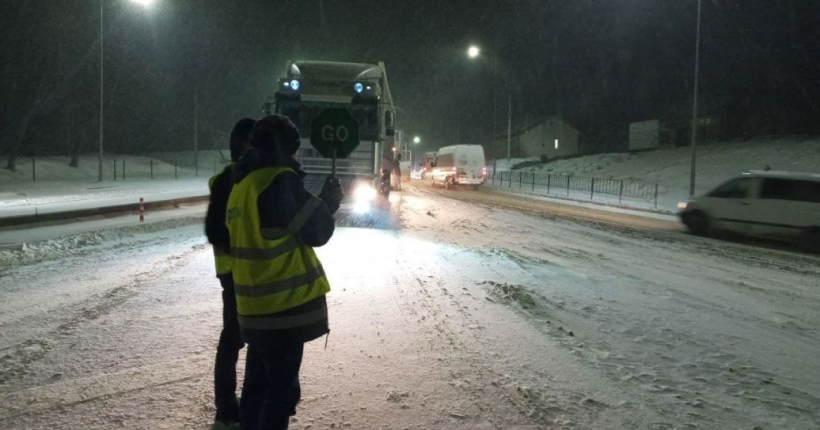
430;145;487;189
677;171;820;250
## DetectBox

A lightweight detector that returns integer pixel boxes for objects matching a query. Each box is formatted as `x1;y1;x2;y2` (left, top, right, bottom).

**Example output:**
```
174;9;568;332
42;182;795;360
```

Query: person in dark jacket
205;117;255;427
229;115;343;430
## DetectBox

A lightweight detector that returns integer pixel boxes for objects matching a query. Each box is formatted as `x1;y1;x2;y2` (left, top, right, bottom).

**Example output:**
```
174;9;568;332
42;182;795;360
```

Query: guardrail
490;171;660;208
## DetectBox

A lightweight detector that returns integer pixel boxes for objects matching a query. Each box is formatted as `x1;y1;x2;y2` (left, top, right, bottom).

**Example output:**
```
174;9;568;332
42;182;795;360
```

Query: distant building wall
518;117;580;159
629;119;660;151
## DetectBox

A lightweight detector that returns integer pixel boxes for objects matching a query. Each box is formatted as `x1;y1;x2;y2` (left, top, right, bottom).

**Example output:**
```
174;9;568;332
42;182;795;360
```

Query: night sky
2;1;819;159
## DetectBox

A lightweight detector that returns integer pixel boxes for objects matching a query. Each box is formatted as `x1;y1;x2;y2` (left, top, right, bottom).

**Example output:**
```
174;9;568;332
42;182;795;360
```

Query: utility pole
193;86;199;177
99;0;104;182
689;0;703;197
506;93;512;160
492;50;498;171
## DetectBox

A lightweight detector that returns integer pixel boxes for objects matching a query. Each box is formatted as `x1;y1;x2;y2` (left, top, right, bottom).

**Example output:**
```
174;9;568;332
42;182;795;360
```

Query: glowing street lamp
99;0;156;181
466;43;512;164
413;136;421;144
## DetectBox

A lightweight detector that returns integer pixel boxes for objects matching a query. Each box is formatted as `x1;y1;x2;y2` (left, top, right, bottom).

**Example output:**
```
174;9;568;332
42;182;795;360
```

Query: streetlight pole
99;0;104;182
98;0;156;182
689;0;702;197
492;51;498;172
469;45;511;170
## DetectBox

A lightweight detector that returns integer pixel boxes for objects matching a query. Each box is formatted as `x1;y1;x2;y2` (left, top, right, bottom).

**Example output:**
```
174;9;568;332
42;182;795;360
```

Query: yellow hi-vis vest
209;172;233;277
226;167;330;329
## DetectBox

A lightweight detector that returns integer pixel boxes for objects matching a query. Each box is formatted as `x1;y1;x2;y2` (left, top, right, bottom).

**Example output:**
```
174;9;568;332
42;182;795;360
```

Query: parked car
677;171;820;251
430;145;487;189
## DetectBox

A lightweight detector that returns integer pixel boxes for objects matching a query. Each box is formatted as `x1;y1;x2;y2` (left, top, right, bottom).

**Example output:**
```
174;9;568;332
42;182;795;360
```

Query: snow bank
492;157;540;172
0;216;203;270
509;138;820;210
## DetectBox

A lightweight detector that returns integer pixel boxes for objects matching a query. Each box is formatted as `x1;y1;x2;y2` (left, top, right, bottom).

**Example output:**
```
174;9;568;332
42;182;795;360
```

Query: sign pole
331;148;337;179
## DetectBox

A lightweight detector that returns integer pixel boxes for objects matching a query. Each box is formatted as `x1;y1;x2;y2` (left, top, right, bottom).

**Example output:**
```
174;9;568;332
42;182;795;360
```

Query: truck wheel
798;228;820;253
683;210;710;235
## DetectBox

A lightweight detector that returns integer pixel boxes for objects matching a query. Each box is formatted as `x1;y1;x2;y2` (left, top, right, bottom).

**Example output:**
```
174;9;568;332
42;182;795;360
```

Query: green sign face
309;108;360;159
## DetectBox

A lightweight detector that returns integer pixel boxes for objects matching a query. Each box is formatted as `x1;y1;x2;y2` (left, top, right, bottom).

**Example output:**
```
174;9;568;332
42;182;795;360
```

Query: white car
678;171;820;251
430;144;487;189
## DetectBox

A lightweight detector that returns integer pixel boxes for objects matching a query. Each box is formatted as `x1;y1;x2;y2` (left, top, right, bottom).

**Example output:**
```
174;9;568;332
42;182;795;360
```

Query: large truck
263;60;397;196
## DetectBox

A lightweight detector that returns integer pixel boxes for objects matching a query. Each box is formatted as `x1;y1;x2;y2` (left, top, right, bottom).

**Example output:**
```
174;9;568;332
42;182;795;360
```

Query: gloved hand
319;176;344;214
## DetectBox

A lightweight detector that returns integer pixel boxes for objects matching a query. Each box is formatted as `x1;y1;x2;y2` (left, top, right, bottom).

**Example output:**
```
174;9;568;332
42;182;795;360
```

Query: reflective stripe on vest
210;171;233;276
237;306;328;330
226;167;330;321
213;246;232;276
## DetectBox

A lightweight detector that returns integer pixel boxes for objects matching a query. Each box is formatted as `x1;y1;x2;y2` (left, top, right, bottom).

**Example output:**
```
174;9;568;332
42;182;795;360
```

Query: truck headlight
354;184;377;203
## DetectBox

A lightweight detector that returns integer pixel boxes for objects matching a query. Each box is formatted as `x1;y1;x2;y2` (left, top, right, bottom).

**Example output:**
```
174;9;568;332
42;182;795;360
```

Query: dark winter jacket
205;165;234;284
231;147;336;344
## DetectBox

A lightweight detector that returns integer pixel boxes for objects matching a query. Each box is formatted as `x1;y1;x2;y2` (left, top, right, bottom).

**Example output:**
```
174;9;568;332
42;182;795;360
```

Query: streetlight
413;136;421;144
467;44;512;169
689;0;702;197
99;0;155;181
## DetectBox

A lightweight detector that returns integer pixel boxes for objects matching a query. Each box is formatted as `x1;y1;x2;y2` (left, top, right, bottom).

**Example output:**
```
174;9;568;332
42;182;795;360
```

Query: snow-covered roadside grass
0;152;217;222
0;216;203;272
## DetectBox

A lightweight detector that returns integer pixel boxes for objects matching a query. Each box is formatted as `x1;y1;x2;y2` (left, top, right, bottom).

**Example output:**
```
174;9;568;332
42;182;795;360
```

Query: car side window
708;178;753;199
436;154;454;168
761;178;820;203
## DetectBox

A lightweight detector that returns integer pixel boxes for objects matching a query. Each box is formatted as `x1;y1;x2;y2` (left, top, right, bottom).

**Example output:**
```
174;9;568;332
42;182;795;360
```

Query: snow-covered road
1;183;818;429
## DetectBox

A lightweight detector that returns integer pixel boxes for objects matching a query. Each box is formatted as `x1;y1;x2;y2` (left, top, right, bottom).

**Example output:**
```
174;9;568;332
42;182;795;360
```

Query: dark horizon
2;0;819;163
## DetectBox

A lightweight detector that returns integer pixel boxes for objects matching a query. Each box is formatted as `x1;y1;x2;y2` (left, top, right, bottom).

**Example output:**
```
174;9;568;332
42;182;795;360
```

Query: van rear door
456;147;485;182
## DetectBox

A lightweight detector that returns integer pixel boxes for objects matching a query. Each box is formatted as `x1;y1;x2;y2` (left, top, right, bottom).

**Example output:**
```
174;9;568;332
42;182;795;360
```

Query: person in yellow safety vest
205;118;255;428
227;115;343;430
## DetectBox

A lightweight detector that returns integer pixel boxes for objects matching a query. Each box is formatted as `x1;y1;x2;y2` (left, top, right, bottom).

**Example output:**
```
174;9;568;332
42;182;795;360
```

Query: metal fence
490;171;659;208
13;156;230;183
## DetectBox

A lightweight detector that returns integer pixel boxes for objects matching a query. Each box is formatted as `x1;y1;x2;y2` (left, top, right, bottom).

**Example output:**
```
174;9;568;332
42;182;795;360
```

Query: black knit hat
229;118;256;162
251;115;301;156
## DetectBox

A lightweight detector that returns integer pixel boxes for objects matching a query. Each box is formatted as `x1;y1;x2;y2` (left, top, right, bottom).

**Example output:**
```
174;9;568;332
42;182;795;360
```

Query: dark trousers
214;276;245;423
240;340;304;430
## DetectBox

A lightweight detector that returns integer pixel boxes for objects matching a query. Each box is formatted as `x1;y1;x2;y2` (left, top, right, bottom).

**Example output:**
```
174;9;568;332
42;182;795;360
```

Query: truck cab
263;61;396;197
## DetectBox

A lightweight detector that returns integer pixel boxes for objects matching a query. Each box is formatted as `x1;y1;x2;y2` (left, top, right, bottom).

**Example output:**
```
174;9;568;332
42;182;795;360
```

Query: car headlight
677;201;690;210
